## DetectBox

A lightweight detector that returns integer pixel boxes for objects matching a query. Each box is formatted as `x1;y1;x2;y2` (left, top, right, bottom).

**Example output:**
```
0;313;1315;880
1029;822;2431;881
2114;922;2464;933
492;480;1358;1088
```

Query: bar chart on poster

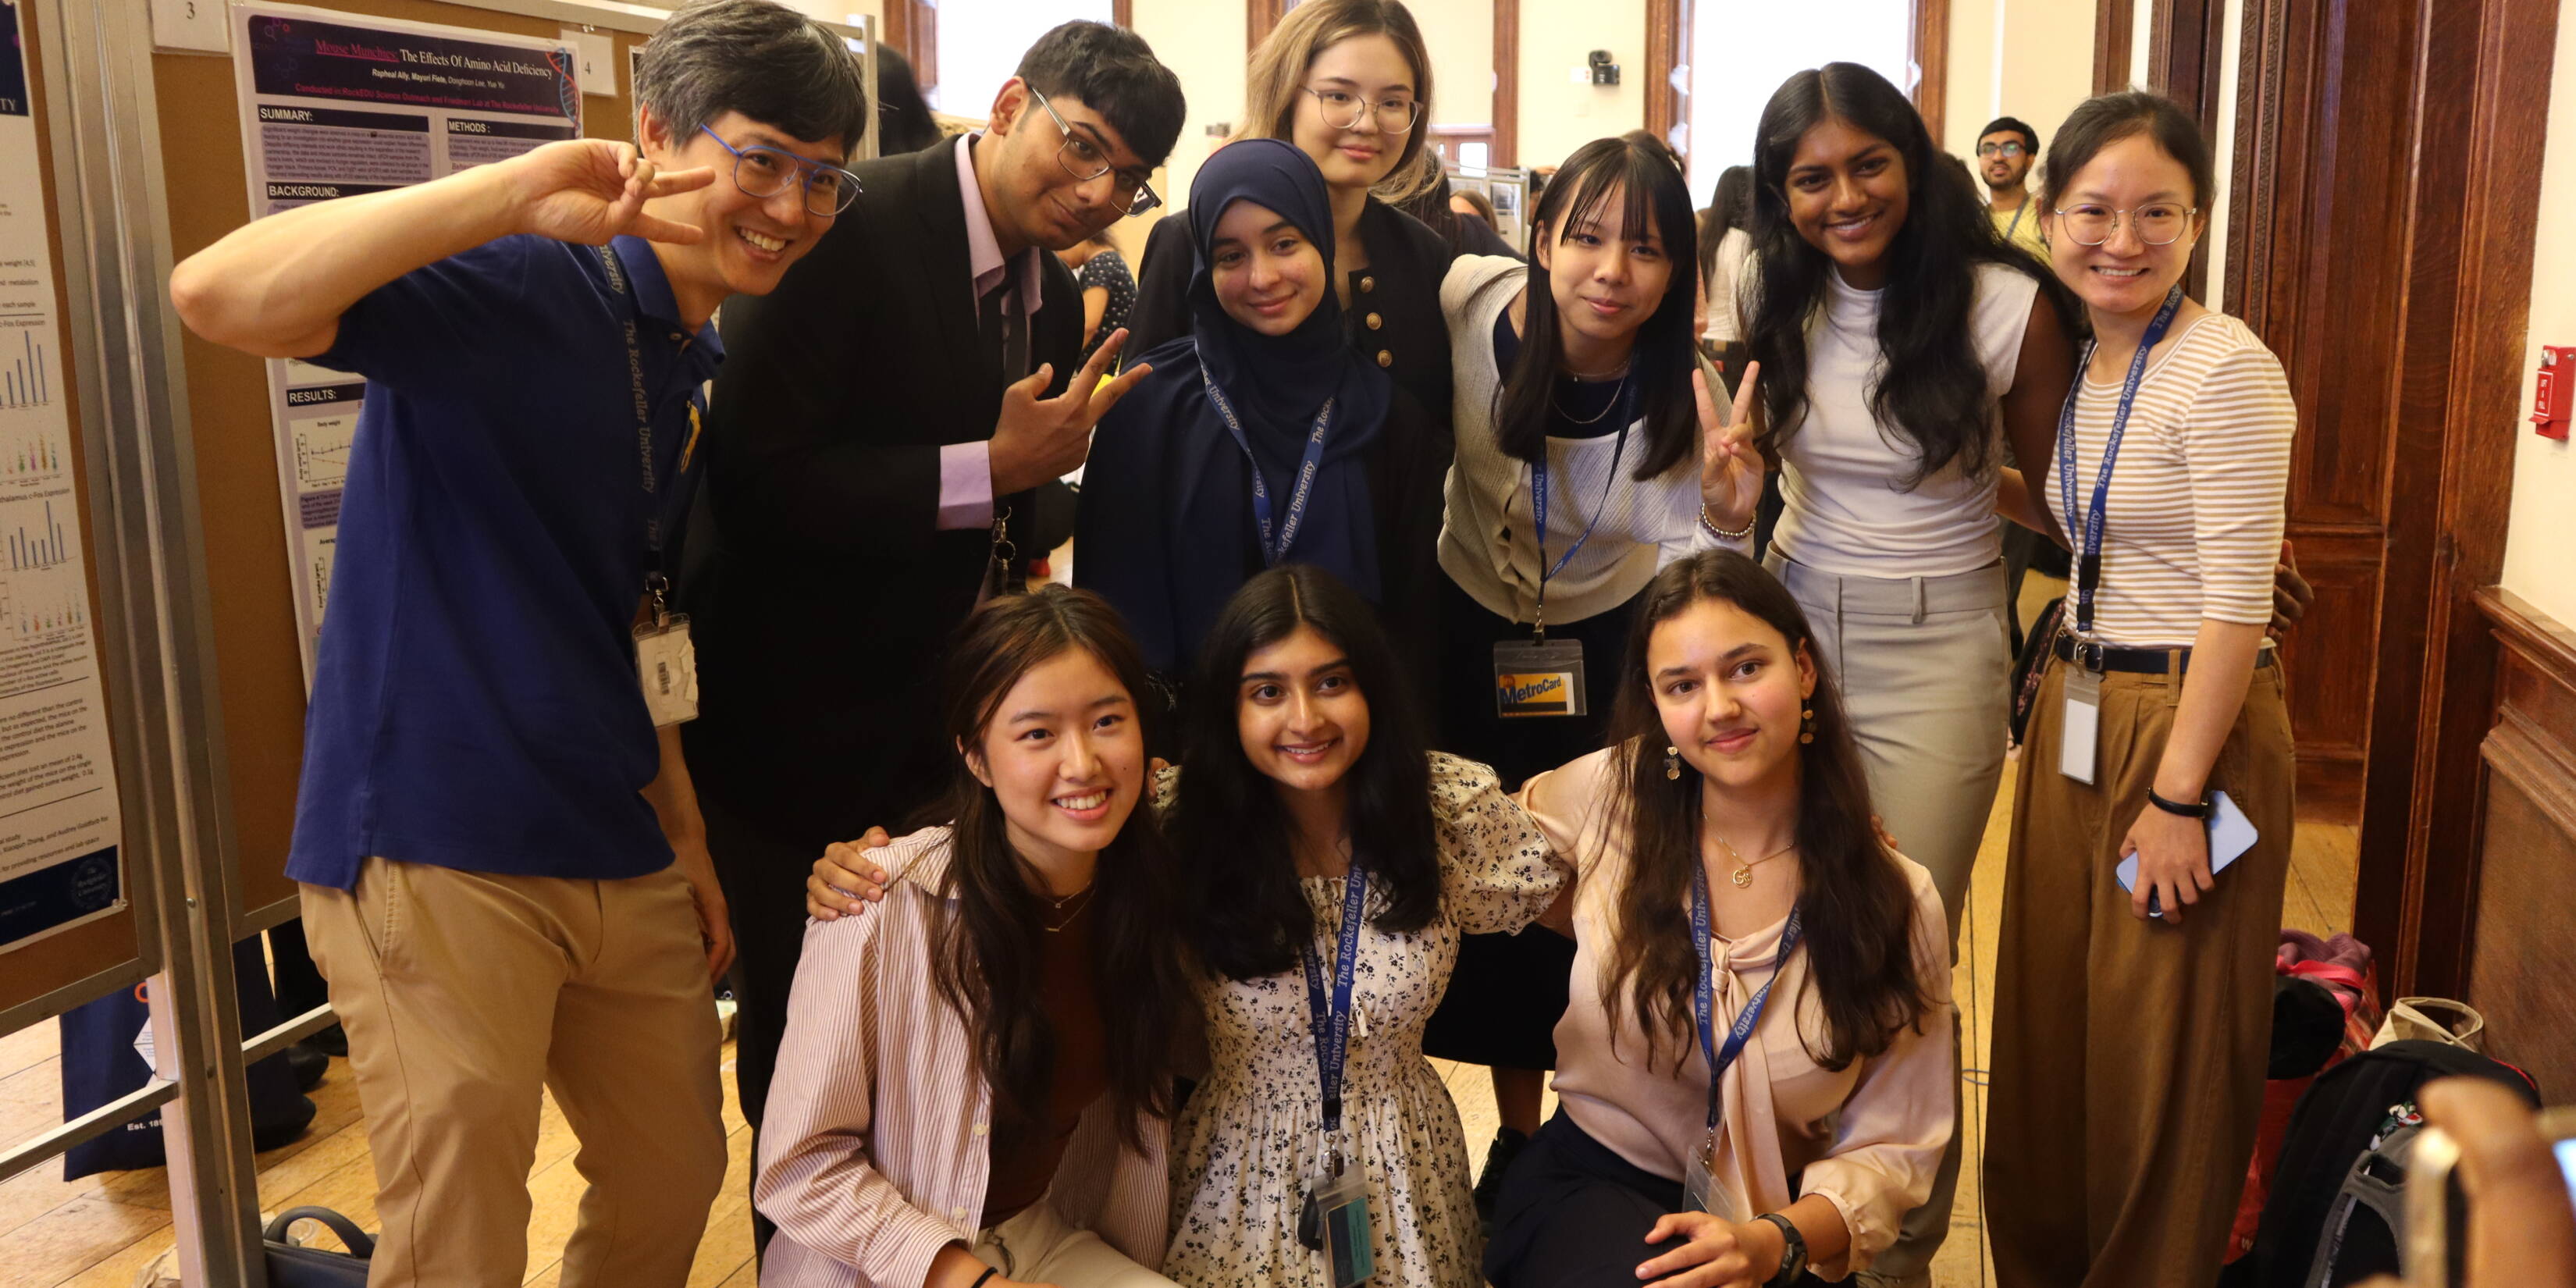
232;1;580;684
0;0;125;955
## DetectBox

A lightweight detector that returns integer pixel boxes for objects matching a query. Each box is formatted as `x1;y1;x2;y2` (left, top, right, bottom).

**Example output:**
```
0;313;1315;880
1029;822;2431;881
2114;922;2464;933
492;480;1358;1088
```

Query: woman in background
1126;0;1457;425
1060;230;1139;365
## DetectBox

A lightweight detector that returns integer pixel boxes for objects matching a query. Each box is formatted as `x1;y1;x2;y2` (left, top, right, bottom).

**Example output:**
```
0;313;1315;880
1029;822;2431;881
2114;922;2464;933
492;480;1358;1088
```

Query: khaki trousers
1986;657;2296;1288
301;859;727;1288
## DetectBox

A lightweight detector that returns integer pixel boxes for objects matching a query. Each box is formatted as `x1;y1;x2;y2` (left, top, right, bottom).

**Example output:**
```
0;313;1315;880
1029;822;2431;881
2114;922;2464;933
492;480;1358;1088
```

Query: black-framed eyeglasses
1030;89;1162;217
697;125;861;217
1976;141;2028;158
2051;202;2199;247
1300;84;1421;135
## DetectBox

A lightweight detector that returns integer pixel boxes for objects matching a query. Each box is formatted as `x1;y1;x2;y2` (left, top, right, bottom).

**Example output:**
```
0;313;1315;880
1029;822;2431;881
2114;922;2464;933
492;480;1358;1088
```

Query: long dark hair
927;585;1190;1148
1595;551;1934;1072
1496;134;1702;480
1745;62;2066;485
1172;566;1440;980
1696;164;1755;286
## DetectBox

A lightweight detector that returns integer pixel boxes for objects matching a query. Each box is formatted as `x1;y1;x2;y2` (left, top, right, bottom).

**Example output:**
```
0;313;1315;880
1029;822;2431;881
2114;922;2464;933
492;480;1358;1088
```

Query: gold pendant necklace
1714;835;1797;888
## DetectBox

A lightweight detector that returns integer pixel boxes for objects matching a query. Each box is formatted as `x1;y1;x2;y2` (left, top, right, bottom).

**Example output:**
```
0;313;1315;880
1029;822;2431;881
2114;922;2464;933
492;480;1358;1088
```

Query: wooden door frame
2222;0;2560;998
2096;0;2136;92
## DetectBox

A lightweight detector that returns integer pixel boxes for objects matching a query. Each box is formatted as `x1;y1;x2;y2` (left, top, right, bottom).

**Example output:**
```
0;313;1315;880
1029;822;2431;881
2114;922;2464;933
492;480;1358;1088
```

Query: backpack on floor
2238;1039;2539;1287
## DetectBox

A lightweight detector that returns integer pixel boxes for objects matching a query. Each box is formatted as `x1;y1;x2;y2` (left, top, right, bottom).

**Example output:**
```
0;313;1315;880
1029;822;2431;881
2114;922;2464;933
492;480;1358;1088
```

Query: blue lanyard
1300;863;1372;1137
1528;423;1629;637
2055;285;2184;640
1689;866;1802;1133
1203;371;1336;568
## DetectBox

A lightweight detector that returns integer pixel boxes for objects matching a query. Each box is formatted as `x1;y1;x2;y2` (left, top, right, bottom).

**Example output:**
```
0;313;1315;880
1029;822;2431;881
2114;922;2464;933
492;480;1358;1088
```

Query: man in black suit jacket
676;20;1183;1226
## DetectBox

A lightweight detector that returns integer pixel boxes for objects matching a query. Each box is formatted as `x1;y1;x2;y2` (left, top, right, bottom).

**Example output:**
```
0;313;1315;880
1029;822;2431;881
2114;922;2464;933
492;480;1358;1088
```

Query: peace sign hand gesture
987;329;1155;495
1697;361;1764;535
503;139;716;247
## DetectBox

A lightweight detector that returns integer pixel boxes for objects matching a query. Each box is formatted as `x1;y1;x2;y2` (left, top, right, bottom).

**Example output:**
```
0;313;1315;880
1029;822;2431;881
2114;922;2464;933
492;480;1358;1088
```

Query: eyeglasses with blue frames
1030;89;1162;217
696;125;862;218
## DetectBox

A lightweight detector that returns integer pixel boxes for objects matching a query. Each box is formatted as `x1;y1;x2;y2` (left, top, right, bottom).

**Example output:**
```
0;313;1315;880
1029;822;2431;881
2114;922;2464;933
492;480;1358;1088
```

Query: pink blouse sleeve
1795;866;1958;1279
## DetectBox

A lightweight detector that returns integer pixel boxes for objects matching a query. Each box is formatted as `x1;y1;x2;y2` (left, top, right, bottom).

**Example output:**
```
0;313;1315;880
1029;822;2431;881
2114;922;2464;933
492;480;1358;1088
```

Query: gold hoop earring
1663;745;1681;780
1799;706;1816;745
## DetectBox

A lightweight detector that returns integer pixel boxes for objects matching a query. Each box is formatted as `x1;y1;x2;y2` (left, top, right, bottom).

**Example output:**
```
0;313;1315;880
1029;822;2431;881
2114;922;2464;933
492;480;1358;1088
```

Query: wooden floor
2;775;2359;1288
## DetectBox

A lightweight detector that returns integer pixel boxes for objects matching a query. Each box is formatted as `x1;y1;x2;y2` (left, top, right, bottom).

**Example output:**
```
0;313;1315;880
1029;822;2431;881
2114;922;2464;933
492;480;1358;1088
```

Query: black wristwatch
1757;1212;1808;1285
2146;787;2211;818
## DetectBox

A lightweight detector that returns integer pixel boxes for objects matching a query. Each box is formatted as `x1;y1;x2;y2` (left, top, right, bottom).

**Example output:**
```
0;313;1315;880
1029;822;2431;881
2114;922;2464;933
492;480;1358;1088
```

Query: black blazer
1126;196;1458;424
678;140;1083;840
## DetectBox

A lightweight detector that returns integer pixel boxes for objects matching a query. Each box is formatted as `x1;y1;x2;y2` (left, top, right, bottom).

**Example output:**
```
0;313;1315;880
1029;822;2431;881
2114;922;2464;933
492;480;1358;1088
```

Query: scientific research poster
0;0;130;954
231;2;580;683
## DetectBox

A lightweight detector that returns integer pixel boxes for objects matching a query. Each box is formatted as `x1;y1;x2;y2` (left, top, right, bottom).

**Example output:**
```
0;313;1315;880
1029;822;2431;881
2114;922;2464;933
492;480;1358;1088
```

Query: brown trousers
302;859;727;1288
1986;656;2296;1288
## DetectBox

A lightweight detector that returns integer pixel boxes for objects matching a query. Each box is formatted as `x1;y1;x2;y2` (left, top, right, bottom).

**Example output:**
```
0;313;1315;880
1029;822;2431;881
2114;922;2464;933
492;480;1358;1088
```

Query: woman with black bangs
1484;550;1952;1288
1424;132;1763;1215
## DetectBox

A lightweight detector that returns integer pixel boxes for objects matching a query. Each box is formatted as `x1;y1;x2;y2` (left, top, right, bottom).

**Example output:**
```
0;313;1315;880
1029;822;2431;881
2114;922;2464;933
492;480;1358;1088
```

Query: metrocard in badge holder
1493;638;1586;719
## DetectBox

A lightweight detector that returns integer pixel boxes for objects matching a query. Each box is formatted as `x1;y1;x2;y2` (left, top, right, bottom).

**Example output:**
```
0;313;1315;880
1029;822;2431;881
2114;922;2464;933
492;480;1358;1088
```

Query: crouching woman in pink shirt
756;585;1194;1288
1485;550;1955;1288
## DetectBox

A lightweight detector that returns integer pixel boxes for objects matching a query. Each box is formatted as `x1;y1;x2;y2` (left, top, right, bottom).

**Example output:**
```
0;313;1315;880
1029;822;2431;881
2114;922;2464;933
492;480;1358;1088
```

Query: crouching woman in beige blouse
755;587;1194;1288
1485;550;1953;1288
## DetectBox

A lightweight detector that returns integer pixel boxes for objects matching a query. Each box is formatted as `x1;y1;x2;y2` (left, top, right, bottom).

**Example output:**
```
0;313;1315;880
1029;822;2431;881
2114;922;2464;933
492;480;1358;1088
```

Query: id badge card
2057;664;2101;785
1493;638;1586;719
1681;1135;1745;1218
1298;1165;1374;1286
634;614;699;728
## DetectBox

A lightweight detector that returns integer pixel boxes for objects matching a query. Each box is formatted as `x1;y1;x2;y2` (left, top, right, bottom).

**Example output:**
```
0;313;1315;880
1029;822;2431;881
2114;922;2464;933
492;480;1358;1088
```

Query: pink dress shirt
937;133;1053;531
755;825;1170;1287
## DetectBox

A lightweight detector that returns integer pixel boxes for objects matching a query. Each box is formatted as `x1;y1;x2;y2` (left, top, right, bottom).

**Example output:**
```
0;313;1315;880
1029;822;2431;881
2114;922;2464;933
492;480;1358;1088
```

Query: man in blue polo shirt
168;2;865;1282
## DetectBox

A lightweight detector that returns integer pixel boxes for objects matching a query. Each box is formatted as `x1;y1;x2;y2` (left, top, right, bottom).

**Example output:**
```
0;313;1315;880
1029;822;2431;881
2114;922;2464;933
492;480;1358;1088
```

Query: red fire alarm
2538;346;2576;439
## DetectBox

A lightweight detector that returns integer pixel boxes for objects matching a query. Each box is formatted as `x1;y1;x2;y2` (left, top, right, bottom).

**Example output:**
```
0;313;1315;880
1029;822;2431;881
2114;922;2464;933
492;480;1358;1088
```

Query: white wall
1517;0;1648;169
1120;0;1246;256
1685;0;1913;194
2498;0;2576;624
1414;0;1496;128
1941;0;2094;162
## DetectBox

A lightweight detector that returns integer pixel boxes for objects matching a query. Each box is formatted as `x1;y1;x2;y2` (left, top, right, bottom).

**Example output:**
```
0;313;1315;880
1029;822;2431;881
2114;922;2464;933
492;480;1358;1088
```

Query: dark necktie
977;276;1026;382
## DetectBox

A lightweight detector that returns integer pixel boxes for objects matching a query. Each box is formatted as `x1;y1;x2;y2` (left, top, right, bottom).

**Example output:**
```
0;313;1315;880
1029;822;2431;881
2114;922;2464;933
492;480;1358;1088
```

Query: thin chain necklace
1040;881;1097;932
1552;369;1631;425
1711;834;1797;888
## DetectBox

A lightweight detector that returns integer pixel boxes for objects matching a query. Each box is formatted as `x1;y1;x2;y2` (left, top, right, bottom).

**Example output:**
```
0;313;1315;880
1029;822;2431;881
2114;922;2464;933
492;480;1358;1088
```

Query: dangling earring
1799;706;1816;745
1663;745;1681;780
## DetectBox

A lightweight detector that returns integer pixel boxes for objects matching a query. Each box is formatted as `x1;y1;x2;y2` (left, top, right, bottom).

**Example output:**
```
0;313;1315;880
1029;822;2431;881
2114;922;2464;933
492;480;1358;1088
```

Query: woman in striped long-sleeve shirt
1984;91;2299;1288
756;585;1195;1288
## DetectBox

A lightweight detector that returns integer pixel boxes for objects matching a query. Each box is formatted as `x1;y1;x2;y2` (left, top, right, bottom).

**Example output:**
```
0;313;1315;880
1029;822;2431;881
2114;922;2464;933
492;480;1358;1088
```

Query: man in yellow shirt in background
1977;116;2050;262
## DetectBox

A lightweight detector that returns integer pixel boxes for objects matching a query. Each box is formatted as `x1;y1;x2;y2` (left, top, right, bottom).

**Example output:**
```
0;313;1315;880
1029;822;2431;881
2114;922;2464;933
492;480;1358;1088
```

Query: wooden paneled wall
2464;589;2576;1088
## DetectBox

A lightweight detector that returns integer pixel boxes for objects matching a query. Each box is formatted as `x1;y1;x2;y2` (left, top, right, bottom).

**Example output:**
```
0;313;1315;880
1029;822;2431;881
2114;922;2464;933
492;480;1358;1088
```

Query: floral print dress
1163;753;1567;1288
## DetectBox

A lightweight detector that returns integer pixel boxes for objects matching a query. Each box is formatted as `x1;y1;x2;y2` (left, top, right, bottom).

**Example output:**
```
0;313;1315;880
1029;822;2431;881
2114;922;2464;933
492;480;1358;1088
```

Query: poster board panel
151;0;658;922
2;0;151;1017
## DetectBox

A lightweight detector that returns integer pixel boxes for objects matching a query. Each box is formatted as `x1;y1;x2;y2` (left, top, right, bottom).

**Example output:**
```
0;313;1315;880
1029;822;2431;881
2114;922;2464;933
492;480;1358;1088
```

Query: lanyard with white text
1300;863;1372;1149
1689;866;1802;1137
1204;371;1336;568
1528;423;1628;642
2056;284;2183;642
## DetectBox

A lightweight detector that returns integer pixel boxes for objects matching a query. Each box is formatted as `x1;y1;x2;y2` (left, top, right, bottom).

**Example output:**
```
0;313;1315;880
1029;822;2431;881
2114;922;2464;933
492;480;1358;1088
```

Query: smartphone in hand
2115;790;2258;917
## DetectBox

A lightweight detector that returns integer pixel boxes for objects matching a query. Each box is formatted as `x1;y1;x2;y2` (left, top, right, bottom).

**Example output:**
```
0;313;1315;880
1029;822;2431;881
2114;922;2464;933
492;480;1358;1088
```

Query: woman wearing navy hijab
1078;138;1446;701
